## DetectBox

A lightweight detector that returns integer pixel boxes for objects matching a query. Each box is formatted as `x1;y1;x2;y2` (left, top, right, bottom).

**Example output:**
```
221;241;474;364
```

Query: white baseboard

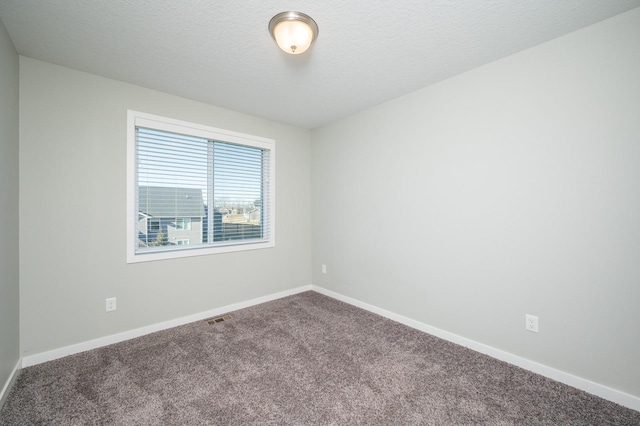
0;359;21;409
311;285;640;413
22;285;312;368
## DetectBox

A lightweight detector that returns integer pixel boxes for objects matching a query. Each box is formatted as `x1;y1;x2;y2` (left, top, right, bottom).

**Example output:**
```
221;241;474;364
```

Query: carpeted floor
1;291;638;425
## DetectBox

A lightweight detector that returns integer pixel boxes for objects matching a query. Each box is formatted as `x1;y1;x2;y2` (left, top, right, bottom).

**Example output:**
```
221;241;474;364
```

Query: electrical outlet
106;297;117;312
322;264;327;274
525;314;538;333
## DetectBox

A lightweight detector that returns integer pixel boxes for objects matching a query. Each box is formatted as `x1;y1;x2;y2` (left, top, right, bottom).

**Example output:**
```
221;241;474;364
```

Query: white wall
0;17;20;405
312;8;640;398
19;58;312;356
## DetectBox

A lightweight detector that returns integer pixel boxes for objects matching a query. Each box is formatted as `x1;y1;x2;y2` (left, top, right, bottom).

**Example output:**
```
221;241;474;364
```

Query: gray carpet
1;291;638;425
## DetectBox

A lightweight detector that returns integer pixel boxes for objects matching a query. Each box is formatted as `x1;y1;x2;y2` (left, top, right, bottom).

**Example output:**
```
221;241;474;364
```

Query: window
174;218;191;231
127;111;275;263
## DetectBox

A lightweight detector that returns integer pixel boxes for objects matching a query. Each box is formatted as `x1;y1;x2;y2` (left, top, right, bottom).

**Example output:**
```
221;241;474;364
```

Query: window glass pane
175;218;191;230
136;128;207;250
213;142;263;242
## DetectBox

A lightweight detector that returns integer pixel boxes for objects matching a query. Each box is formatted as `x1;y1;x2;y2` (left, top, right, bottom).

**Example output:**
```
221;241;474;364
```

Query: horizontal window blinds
135;126;271;253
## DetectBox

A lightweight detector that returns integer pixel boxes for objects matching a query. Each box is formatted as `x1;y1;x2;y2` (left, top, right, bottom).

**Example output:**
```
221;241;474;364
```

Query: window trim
127;110;275;263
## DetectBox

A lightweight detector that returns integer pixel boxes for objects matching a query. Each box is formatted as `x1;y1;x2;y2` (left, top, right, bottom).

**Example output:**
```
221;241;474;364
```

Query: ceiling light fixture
269;11;318;55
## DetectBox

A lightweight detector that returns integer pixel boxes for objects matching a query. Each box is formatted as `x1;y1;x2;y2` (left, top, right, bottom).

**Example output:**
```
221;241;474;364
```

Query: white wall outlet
322;264;327;274
106;297;117;312
525;314;538;332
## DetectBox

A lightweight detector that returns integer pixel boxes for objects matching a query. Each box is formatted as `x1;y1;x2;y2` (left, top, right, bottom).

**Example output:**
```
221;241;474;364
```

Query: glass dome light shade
269;12;318;55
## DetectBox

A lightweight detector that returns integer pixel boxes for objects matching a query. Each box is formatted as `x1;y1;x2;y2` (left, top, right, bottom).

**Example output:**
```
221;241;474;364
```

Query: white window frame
127;110;275;263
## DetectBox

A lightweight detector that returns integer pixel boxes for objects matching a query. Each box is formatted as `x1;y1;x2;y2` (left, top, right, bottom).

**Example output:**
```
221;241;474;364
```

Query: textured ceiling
1;1;639;129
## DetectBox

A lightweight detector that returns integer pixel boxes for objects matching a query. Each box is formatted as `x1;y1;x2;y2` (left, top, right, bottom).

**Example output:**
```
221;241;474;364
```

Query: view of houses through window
135;127;268;253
